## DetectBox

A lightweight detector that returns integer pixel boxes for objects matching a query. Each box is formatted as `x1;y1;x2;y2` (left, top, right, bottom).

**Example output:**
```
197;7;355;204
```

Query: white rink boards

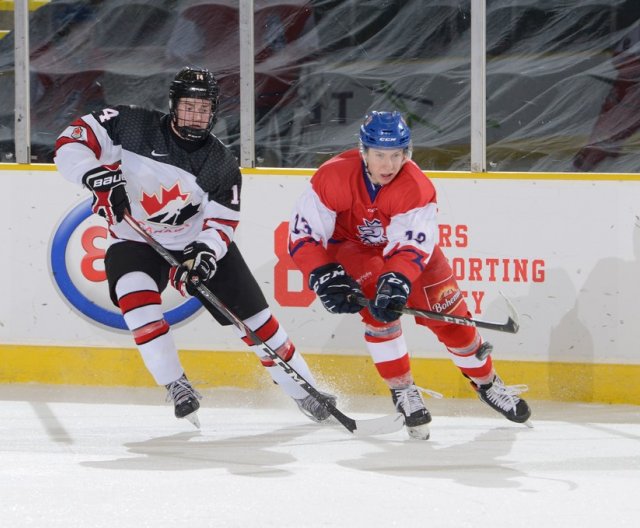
1;168;639;364
0;167;639;405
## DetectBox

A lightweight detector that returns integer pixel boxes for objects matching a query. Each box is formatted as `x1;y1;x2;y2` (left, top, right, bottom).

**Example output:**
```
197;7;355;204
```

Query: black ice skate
472;375;532;425
391;384;432;440
295;391;337;423
165;374;202;429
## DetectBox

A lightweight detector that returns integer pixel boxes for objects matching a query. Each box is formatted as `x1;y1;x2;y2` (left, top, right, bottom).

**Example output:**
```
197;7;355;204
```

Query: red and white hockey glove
82;164;130;225
170;242;217;297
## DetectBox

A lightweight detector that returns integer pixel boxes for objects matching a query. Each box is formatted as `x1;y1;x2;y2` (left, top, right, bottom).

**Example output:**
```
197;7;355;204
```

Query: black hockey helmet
169;66;220;141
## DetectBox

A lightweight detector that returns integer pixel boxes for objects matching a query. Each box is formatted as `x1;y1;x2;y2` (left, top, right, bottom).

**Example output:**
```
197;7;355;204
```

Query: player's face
362;147;407;186
175;97;212;130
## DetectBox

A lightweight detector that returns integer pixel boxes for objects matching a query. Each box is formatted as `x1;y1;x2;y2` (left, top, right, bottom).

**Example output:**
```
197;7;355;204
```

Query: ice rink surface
1;384;638;528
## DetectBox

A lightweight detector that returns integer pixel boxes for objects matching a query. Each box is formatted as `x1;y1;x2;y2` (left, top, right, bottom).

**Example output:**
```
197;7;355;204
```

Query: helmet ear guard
359;111;412;159
169;66;220;141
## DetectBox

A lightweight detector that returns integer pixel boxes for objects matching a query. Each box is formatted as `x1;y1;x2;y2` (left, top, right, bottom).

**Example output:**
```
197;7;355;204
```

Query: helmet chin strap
361;156;386;188
170;118;208;142
360;151;375;184
178;125;208;141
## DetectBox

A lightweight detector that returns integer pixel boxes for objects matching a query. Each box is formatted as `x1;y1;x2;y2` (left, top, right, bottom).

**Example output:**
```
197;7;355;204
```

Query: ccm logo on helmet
50;199;201;330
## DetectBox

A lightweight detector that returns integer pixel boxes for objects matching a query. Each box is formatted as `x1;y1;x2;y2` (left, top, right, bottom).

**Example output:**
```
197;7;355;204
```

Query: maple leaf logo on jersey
140;183;199;226
357;218;387;246
70;126;85;140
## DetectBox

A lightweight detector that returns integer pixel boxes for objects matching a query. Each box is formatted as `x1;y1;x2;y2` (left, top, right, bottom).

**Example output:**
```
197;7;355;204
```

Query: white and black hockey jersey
54;105;241;259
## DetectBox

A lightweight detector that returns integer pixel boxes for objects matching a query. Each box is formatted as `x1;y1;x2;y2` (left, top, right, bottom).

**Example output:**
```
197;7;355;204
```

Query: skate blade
523;419;534;428
407;423;431;440
183;412;201;429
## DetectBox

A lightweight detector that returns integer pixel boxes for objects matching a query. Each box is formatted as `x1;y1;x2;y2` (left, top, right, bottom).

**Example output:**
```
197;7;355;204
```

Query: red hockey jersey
288;148;438;282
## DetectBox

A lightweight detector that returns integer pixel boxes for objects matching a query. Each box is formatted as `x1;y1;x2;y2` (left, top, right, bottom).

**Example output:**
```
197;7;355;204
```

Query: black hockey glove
308;263;363;314
82;164;130;225
171;242;217;297
369;272;411;323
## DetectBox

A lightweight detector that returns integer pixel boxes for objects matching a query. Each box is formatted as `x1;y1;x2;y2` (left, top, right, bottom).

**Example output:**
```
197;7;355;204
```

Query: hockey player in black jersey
54;67;335;427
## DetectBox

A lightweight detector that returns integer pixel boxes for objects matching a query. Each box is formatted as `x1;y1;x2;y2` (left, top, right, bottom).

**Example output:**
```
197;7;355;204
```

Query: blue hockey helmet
359;111;412;151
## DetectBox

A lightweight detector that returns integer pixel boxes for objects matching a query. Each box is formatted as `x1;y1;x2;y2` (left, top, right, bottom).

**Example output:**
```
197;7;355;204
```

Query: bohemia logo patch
425;277;463;314
50;199;201;330
141;183;199;226
357;218;387;245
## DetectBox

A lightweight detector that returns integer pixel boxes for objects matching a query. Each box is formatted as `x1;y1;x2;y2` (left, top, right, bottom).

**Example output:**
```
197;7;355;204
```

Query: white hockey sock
262;353;318;400
116;271;183;386
364;323;412;387
234;308;318;400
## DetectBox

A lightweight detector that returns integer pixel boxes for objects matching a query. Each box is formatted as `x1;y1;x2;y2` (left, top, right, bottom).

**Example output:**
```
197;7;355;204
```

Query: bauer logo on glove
82;163;130;225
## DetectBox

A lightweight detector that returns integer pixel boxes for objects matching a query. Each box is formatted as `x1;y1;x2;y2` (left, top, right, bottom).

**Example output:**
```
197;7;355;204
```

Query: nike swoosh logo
151;150;169;157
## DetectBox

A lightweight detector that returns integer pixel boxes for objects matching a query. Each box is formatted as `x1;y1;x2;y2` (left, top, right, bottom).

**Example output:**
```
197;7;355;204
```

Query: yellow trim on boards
1;344;638;405
0;1;49;12
0;163;57;171
3;162;640;180
243;167;640;181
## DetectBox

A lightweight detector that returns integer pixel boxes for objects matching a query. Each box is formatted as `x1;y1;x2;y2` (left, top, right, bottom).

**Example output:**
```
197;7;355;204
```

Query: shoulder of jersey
325;148;360;166
403;159;433;181
315;148;360;177
115;105;163;122
387;161;436;208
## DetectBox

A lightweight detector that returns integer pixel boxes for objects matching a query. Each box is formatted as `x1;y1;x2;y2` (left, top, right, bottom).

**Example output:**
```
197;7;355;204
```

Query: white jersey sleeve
383;202;438;264
54;113;122;186
196;200;241;260
289;184;337;248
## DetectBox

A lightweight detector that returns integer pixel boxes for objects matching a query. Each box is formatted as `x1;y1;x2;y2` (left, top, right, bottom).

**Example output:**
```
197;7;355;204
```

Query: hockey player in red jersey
54;66;335;427
288;111;531;439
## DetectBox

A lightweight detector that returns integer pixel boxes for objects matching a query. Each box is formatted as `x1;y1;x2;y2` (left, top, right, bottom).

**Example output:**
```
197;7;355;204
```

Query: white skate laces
392;386;426;415
295;391;337;423
482;377;527;411
417;385;444;400
474;375;532;424
390;384;433;440
165;374;202;418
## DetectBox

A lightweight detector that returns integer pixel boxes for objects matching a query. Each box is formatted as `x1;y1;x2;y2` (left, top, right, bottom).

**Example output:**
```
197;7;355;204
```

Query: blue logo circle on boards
50;200;202;330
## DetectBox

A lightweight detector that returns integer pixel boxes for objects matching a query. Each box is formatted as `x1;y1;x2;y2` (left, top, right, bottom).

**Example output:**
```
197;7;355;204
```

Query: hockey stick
122;213;403;436
349;292;520;335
